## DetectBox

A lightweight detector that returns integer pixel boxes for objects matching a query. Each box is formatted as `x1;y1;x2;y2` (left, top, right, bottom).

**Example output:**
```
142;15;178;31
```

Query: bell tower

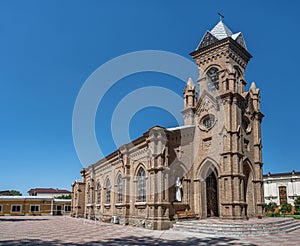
189;19;264;220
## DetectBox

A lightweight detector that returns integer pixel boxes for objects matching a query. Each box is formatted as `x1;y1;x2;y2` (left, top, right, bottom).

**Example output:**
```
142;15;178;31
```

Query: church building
71;20;265;230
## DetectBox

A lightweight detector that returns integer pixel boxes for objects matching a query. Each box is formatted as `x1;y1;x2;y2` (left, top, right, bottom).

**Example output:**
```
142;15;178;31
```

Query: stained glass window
106;179;111;204
137;168;146;202
207;67;219;91
117;175;123;203
97;183;101;204
203;115;215;129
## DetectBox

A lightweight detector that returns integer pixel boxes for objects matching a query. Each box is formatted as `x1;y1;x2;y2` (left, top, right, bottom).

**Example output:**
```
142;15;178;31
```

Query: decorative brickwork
71;20;264;229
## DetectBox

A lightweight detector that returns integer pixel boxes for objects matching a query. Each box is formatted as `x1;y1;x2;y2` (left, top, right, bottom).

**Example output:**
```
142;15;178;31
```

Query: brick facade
71;20;264;229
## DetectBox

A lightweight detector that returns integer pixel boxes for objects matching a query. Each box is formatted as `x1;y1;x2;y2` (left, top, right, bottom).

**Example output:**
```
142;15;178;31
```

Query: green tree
295;197;300;213
265;202;277;213
55;194;71;199
9;190;22;196
279;203;292;216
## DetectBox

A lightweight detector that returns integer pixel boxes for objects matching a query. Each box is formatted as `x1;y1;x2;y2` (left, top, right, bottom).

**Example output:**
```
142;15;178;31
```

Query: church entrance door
206;172;219;217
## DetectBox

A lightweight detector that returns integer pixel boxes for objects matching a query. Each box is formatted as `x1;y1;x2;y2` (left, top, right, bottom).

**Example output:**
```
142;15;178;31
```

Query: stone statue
175;177;182;202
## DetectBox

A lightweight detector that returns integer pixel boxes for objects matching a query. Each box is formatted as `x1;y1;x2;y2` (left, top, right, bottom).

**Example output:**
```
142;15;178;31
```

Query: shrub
273;213;281;217
279;203;292;215
295;197;300;213
55;194;71;199
9;190;22;196
265;202;277;213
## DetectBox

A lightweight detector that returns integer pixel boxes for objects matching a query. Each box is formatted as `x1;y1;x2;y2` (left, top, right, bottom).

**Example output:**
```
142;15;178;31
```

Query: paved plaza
0;216;300;245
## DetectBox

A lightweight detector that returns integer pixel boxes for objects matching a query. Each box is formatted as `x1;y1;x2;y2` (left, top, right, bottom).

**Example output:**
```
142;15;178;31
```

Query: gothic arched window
117;175;123;203
137;168;146;202
97;182;101;204
105;179;111;204
206;67;219;91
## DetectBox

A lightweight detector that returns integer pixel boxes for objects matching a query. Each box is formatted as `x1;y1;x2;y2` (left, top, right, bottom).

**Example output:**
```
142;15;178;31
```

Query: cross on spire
218;12;224;21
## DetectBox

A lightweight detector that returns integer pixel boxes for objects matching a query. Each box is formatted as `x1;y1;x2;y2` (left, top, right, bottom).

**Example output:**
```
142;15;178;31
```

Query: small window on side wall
30;205;39;212
11;205;21;212
64;205;71;212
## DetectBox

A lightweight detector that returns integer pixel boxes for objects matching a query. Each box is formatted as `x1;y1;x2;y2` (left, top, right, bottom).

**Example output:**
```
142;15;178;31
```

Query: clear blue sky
0;0;299;195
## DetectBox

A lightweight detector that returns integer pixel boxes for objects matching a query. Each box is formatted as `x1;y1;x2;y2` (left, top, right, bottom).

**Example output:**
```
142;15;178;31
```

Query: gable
197;31;219;50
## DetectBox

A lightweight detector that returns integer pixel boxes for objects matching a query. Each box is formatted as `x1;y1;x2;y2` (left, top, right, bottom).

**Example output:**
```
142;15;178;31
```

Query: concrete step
173;218;294;227
285;224;300;233
171;218;300;236
278;220;300;232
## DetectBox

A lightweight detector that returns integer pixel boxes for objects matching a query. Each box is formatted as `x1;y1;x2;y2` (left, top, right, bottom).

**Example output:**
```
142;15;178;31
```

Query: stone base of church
127;216;172;230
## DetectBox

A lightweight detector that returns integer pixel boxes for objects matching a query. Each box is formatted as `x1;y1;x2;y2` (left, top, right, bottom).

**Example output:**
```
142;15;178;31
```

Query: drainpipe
51;198;53;215
24;198;26;216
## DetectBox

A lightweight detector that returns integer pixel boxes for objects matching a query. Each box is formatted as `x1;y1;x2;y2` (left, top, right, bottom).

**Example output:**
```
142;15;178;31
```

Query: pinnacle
187;77;195;87
250;81;257;90
250;81;260;94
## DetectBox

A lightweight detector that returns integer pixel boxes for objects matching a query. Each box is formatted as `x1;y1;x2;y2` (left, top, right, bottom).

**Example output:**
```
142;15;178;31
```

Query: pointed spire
195;19;248;51
250;81;260;95
250;82;260;111
186;77;196;90
184;77;197;109
210;20;233;40
250;81;256;90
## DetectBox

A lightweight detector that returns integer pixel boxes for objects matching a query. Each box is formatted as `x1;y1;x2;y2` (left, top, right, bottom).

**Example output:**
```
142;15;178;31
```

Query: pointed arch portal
243;161;255;217
206;171;219;217
198;159;220;218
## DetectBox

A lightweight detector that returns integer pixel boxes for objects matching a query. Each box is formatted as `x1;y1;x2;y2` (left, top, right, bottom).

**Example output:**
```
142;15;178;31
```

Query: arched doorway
206;170;219;217
243;162;254;217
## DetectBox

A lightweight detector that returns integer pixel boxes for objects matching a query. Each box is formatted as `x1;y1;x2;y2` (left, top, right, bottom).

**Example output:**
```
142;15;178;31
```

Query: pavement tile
0;216;300;245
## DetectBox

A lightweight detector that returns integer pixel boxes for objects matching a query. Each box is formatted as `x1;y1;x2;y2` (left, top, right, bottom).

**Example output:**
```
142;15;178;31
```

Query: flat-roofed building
0;196;71;216
263;171;300;206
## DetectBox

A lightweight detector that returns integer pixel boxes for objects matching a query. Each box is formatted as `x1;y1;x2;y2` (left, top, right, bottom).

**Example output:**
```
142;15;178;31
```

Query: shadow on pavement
0;218;49;222
0;236;258;245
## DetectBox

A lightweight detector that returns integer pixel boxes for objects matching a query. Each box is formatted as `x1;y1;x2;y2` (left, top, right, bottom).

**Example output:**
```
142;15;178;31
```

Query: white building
27;188;71;198
263;171;300;206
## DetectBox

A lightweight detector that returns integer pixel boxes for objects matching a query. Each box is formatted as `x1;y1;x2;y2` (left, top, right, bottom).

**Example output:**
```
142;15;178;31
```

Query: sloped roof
0;196;53;200
210;21;233;39
28;188;71;194
167;125;195;131
0;190;11;195
197;20;247;51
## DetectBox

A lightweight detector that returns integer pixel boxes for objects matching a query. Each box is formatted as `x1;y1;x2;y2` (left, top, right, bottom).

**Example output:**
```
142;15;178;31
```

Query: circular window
202;114;215;129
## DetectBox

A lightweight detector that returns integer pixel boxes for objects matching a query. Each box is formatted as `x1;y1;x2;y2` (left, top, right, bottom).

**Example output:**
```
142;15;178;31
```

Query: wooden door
206;172;219;217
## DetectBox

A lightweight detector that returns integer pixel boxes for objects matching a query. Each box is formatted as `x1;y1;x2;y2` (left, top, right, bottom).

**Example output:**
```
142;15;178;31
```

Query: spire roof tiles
210;21;233;39
197;20;248;51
